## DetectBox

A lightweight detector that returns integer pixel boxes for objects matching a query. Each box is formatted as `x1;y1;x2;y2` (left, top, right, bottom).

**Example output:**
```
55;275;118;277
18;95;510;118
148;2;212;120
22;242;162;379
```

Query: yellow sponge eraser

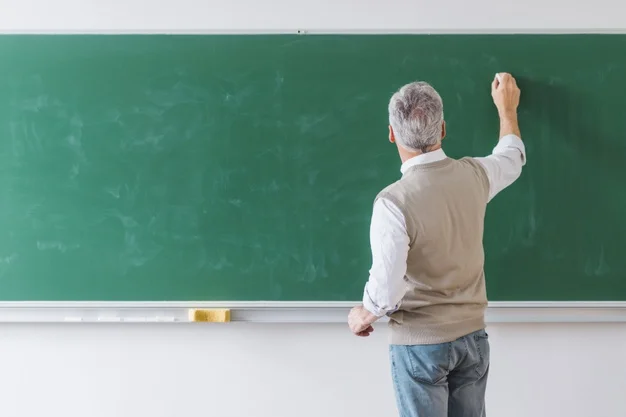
188;309;231;322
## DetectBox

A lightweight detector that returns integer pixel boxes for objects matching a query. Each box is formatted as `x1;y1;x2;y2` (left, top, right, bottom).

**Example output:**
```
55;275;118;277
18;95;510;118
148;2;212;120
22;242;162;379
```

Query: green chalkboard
0;35;625;301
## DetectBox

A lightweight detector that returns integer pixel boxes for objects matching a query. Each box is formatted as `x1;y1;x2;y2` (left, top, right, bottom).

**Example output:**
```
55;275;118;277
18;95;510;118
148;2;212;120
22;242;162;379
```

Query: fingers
494;72;517;87
354;325;374;337
491;76;499;92
356;326;374;337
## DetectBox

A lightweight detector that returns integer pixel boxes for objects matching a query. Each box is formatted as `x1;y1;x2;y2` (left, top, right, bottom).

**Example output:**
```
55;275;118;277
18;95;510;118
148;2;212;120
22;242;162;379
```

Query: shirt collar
400;149;448;174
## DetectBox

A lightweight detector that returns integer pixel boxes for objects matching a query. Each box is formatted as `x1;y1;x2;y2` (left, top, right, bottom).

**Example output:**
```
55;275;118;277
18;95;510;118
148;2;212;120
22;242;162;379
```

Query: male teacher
348;73;525;417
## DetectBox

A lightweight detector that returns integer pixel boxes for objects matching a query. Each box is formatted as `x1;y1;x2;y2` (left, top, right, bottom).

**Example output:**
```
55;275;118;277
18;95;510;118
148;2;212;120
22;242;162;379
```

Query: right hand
491;73;520;116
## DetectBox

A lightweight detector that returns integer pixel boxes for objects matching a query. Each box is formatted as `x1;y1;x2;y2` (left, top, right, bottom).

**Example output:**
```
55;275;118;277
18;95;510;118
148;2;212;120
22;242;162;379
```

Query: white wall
0;323;625;417
1;0;626;32
2;1;626;416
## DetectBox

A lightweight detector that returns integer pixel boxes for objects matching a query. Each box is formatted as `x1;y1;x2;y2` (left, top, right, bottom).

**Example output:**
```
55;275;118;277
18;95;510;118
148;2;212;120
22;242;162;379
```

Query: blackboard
0;35;625;301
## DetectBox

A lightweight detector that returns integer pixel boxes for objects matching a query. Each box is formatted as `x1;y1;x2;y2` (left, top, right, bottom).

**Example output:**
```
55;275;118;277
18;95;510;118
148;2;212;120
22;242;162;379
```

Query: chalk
189;309;231;323
496;73;502;83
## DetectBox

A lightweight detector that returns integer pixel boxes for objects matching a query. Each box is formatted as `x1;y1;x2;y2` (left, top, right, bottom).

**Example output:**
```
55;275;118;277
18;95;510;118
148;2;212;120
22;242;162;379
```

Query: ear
441;121;446;141
389;125;396;143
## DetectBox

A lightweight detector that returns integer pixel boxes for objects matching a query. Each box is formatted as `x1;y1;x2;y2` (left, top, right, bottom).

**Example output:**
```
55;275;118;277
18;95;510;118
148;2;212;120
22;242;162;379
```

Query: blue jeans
390;329;490;417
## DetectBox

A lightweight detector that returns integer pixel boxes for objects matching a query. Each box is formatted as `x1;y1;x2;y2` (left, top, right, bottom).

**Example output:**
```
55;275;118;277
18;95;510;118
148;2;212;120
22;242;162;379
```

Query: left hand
348;305;378;337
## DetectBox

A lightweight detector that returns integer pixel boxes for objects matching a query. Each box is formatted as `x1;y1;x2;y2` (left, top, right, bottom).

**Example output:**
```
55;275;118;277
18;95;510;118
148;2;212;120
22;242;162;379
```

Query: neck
398;143;442;164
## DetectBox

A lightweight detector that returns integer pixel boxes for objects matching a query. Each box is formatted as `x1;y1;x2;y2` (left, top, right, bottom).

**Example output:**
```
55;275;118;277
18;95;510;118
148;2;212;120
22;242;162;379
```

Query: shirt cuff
362;285;400;318
494;134;526;165
362;286;385;318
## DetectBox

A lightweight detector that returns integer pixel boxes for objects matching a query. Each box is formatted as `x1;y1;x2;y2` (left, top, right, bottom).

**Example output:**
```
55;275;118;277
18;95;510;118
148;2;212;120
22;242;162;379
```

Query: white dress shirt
363;134;526;317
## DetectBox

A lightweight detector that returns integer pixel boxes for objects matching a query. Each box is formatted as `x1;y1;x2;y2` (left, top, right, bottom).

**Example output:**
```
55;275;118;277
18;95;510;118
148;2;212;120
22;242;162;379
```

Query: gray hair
388;81;444;152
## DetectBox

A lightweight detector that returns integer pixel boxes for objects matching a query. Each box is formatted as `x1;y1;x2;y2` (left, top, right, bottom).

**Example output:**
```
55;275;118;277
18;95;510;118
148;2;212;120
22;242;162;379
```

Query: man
348;73;525;417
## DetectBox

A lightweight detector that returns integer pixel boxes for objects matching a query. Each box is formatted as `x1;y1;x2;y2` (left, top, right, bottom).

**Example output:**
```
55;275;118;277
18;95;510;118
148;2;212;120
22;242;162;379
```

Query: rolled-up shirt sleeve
473;134;526;201
362;197;409;317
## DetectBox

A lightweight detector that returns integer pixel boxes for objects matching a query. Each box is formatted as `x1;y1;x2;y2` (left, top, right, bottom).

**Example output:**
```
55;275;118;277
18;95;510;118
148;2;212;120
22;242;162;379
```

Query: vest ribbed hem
389;314;486;345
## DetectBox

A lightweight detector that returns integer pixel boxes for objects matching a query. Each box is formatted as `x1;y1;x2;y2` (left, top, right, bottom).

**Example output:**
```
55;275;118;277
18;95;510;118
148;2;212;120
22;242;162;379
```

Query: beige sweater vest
377;157;490;345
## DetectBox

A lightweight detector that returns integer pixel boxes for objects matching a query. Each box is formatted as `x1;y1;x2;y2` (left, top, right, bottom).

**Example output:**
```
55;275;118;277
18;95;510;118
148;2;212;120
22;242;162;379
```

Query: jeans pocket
404;343;450;385
473;330;490;378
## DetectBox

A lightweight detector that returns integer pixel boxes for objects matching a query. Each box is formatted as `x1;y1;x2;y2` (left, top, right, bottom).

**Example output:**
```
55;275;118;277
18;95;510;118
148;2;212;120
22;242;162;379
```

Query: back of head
388;82;444;153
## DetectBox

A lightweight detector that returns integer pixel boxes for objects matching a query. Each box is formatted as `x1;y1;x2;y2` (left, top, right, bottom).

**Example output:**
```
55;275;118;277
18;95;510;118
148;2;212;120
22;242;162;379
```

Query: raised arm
493;73;522;139
474;72;526;201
